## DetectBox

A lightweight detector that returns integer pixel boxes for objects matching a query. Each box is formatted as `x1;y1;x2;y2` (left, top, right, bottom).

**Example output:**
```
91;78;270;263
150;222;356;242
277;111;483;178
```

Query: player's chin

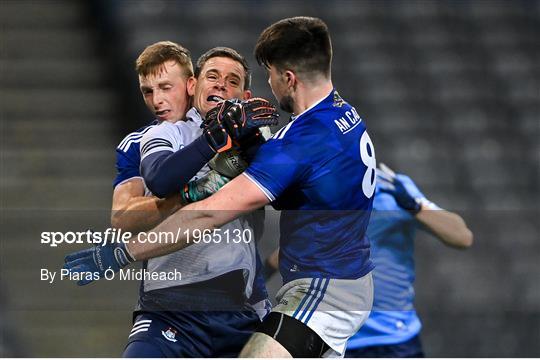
164;112;182;122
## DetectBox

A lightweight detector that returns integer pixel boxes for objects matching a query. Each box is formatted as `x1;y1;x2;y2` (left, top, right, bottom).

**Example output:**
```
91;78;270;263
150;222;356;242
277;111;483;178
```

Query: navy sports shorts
345;335;425;358
123;272;261;357
123;310;260;357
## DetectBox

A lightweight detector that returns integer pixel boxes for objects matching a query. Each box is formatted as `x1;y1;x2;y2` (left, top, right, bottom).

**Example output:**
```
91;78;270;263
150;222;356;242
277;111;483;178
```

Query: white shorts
272;272;373;357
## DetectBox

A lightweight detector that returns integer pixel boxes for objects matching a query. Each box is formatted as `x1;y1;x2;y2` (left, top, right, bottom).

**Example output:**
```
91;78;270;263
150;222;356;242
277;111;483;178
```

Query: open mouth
155;109;171;118
207;95;224;103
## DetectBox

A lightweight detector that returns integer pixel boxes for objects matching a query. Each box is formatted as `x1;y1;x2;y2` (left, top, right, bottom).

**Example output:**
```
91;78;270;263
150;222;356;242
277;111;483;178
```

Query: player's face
267;65;294;114
188;56;251;117
138;60;190;122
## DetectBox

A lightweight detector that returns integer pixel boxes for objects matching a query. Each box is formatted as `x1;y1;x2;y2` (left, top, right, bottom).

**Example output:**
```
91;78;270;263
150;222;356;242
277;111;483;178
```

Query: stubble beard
279;95;294;114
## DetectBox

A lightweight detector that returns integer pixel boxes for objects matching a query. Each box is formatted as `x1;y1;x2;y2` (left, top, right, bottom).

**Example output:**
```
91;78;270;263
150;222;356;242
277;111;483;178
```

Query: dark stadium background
1;0;538;356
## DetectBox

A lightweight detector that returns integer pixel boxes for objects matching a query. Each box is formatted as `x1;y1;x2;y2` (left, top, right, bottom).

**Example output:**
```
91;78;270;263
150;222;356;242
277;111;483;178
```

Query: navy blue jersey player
345;164;472;357
244;90;375;284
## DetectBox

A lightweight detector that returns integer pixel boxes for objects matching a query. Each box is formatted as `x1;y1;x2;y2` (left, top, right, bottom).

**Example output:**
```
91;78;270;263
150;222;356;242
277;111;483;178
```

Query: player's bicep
243;138;306;200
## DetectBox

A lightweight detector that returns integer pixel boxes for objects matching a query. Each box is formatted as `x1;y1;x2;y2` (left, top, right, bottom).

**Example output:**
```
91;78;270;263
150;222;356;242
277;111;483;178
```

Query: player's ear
284;70;296;89
187;76;197;96
242;89;252;100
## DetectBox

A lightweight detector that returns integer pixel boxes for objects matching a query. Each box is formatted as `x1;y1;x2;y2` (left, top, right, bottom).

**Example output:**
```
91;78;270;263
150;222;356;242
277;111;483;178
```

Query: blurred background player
344;163;473;357
263;163;473;357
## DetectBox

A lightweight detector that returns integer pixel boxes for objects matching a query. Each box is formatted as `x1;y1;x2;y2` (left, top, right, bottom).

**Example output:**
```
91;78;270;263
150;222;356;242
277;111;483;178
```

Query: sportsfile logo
40;228;253;247
40;228;132;247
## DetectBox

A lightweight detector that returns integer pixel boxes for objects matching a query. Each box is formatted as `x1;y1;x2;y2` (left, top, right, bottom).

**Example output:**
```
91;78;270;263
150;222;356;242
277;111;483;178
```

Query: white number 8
360;131;376;198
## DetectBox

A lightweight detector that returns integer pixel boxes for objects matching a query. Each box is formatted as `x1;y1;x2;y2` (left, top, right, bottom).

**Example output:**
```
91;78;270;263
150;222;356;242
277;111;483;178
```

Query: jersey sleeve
113;134;144;188
243;132;309;201
140;122;182;161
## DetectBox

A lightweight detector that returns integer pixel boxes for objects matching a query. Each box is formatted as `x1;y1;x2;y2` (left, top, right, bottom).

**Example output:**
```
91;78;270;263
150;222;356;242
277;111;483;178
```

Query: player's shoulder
309;89;356;120
139;121;180;157
143;119;178;138
142;118;197;142
276;90;360;139
320;95;366;139
116;120;159;153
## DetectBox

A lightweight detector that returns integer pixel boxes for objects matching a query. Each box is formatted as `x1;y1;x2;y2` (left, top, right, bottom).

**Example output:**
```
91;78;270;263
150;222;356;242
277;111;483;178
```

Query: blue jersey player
65;17;375;357
345;163;473;357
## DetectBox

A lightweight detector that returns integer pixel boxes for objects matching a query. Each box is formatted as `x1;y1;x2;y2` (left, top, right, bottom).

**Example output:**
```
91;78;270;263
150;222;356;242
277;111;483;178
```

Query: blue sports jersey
348;176;428;349
244;90;376;283
113;120;158;188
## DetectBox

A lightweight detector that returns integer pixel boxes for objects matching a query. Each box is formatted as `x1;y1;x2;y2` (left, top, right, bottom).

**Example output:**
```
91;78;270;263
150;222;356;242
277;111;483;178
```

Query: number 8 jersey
244;90;376;284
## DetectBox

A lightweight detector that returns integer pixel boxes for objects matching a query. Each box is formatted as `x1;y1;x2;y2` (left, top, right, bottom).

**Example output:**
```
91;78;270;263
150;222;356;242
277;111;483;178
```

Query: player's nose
214;79;226;91
152;91;164;107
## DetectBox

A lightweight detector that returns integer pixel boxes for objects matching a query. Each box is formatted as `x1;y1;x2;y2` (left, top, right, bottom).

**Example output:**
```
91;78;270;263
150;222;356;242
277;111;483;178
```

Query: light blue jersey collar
186;107;204;126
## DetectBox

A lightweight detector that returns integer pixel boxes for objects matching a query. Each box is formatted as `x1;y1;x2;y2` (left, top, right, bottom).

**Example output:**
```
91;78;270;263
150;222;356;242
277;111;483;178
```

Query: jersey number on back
360;131;376;198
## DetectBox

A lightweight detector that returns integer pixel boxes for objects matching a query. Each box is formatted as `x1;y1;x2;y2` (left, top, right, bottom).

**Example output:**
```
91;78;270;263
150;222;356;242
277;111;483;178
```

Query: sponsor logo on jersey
332;91;346;108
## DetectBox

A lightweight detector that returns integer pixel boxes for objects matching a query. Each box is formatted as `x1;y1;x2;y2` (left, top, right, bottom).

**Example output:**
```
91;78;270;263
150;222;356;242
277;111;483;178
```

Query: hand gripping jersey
244;90;376;284
348;176;434;349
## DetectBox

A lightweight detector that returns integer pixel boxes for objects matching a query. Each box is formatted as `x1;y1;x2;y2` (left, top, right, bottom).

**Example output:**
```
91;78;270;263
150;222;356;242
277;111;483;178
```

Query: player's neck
292;79;333;116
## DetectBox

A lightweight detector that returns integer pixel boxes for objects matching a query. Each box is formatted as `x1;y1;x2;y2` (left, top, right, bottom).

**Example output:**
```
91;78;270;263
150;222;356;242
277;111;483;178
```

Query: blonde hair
135;41;193;78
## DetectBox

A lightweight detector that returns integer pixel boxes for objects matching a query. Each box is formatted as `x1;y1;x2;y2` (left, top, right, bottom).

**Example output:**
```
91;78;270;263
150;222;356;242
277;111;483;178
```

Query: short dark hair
194;47;251;90
135;41;193;78
255;17;332;80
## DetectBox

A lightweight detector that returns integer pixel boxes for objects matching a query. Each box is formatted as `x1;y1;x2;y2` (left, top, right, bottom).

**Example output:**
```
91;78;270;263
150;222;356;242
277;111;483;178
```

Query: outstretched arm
127;173;270;260
64;173;269;285
378;163;473;249
415;203;473;248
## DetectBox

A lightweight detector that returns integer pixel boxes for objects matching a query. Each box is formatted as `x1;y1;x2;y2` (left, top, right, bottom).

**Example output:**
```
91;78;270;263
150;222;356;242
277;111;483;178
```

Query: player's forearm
416;206;473;248
141;137;216;198
111;195;183;233
125;201;236;261
126;175;268;261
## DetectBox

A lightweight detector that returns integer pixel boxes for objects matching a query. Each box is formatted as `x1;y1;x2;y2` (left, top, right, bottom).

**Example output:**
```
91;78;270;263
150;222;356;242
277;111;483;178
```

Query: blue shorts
123;273;262;358
345;335;425;358
123;310;260;357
